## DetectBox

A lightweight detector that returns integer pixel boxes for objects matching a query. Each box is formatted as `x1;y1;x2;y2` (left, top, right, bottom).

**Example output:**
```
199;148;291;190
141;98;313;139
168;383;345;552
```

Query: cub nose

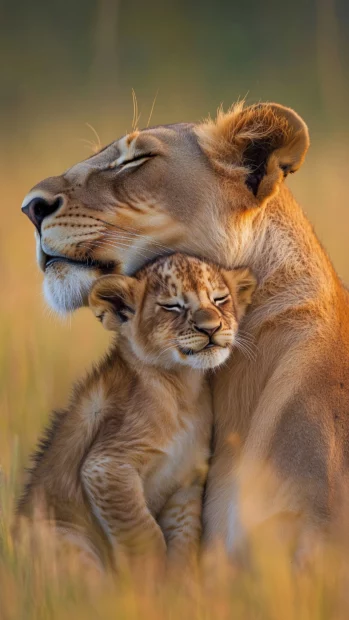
21;194;63;232
193;308;222;338
195;324;221;337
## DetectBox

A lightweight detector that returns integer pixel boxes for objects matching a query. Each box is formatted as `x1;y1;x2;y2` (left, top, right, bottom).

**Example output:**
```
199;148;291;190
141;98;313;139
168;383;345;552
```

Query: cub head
89;253;257;370
22;102;308;314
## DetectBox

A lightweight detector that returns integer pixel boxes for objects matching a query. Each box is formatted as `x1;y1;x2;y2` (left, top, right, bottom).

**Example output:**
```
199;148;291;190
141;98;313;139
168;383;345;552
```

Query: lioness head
89;253;256;370
21;102;308;313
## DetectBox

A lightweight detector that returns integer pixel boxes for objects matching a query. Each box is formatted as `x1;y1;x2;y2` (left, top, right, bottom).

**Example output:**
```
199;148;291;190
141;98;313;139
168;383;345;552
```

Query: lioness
18;253;256;569
22;101;349;557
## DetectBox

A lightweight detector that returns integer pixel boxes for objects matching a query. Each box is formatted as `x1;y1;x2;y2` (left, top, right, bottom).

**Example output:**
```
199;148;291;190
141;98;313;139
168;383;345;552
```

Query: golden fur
18;254;255;569
22;100;349;559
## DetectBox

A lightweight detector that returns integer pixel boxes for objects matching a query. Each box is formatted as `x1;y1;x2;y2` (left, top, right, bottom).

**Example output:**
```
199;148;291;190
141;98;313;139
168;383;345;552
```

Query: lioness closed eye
18;253;256;571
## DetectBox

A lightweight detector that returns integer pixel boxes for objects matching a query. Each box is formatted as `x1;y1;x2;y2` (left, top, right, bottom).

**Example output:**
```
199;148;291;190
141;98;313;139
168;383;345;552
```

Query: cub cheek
154;328;175;351
138;324;160;351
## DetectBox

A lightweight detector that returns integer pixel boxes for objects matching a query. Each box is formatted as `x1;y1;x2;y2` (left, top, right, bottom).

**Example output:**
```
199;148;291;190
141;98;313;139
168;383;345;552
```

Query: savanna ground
1;109;349;619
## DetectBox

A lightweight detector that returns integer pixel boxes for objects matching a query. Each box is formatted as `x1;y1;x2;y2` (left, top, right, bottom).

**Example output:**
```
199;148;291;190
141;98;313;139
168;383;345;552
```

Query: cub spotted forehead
139;254;225;296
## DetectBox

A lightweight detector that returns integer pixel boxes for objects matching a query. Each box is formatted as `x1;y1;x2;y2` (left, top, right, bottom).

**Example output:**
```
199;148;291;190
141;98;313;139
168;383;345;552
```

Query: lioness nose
22;194;63;232
193;308;221;337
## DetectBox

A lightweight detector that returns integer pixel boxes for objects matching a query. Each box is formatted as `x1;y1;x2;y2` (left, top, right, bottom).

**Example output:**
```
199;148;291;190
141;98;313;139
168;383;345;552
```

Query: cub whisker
234;337;257;362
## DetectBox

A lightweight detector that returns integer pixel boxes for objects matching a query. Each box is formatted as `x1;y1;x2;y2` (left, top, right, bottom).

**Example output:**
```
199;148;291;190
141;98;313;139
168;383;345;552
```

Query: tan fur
18;254;254;570
22;100;349;559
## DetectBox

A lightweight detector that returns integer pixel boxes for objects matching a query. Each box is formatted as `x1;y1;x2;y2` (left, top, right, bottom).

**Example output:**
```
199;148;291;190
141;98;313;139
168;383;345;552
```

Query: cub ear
196;102;309;206
222;267;257;319
89;275;140;331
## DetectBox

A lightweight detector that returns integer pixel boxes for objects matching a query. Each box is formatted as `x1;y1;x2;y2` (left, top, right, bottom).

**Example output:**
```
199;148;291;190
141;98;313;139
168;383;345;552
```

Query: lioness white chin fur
22;101;349;560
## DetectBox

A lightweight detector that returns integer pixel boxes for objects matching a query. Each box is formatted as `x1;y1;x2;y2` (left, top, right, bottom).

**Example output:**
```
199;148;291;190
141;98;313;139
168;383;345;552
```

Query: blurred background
0;2;348;617
1;0;349;473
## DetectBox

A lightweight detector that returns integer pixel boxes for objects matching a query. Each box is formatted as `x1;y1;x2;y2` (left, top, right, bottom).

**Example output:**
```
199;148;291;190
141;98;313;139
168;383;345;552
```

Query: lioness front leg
81;452;166;566
158;481;204;574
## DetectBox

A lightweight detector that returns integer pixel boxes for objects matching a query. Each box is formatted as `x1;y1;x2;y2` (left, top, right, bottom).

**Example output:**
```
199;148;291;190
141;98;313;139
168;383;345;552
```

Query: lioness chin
22;100;349;560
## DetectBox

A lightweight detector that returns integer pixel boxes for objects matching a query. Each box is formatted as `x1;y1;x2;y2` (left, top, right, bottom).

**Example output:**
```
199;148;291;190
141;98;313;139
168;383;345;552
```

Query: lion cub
18;253;256;570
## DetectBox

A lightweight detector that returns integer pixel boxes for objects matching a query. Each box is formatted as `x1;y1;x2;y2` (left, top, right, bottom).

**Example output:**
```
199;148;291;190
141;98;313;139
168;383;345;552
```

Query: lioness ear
89;275;140;331
222;267;257;319
196;102;309;205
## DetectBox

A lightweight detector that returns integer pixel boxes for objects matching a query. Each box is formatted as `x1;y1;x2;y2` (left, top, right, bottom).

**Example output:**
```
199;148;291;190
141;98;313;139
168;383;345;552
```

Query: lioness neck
224;186;337;333
249;186;333;281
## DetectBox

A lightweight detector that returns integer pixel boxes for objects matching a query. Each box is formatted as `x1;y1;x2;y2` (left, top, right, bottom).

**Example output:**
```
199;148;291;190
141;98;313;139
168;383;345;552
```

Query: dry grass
1;119;349;619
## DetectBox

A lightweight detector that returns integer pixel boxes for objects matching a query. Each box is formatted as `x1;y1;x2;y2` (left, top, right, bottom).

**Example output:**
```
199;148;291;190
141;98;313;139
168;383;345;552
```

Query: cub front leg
81;452;166;564
158;481;204;573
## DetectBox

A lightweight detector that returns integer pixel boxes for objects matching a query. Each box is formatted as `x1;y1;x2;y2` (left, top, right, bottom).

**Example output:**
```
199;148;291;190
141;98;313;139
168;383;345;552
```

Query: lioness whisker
79;240;155;262
90;218;172;252
81;236;169;259
105;230;171;252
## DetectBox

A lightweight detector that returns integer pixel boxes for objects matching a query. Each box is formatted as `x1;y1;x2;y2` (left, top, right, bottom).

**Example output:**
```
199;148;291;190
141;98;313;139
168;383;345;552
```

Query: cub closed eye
157;303;183;313
214;295;231;305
